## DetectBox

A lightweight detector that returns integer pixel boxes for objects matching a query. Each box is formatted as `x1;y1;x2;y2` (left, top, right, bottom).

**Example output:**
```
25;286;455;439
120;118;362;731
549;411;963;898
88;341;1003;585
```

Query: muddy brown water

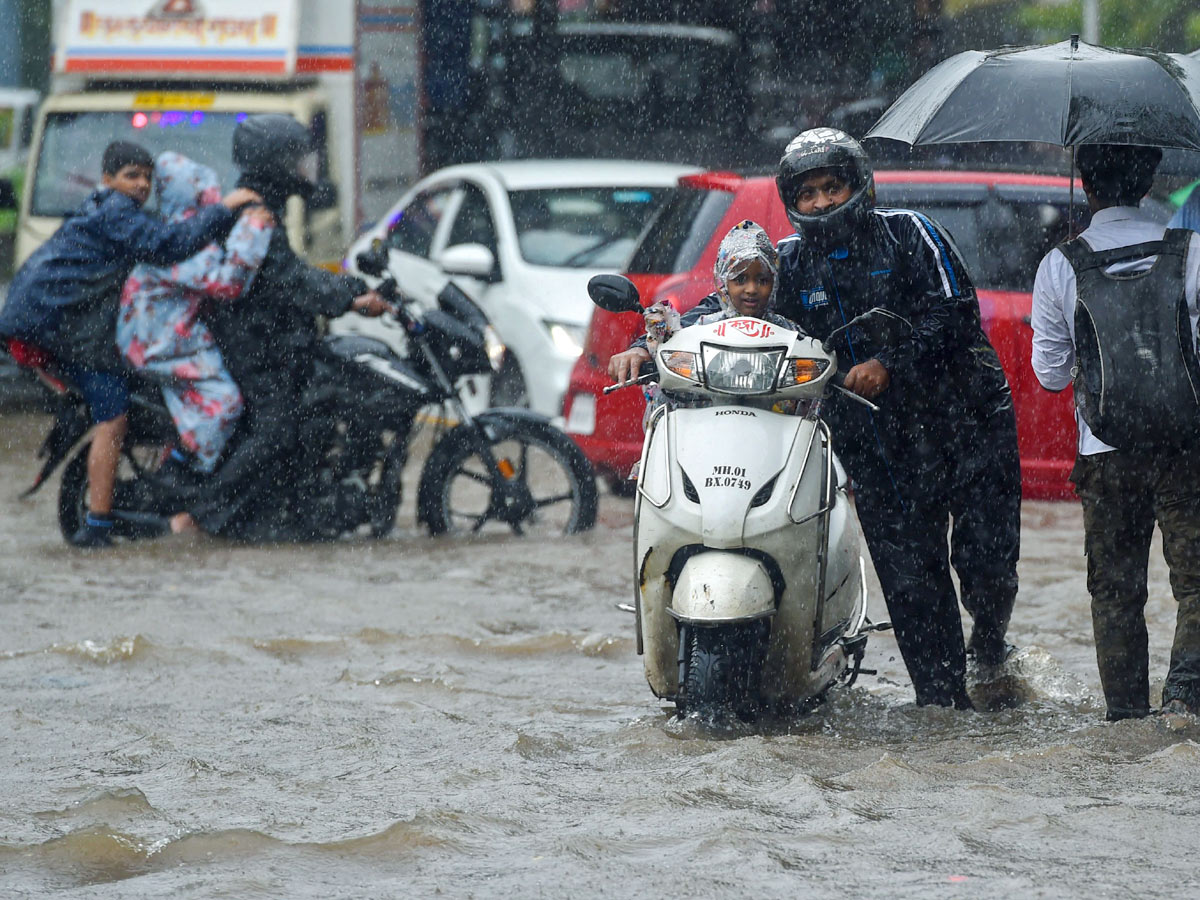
1;411;1198;898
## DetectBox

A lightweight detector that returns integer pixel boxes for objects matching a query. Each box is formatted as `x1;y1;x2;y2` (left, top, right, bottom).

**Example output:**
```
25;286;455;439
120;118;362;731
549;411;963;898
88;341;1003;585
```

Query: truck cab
17;85;343;268
13;0;402;270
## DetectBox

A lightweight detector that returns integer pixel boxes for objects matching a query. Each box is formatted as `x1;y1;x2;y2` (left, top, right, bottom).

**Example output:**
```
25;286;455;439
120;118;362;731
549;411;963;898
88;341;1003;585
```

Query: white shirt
1030;206;1200;456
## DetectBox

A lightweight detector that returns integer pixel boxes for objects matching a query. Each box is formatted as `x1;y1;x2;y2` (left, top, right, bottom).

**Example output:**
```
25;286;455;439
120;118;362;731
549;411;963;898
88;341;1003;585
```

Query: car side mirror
0;178;17;212
587;273;642;314
438;243;496;280
355;239;390;278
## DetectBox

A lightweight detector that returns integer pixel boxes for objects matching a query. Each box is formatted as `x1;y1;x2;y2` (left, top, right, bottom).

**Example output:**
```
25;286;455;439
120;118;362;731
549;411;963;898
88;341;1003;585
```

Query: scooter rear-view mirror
587;273;643;315
822;307;912;353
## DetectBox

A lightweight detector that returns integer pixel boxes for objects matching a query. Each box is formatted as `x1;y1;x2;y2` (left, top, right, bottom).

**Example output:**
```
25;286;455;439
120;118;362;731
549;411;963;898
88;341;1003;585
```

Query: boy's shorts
59;363;130;423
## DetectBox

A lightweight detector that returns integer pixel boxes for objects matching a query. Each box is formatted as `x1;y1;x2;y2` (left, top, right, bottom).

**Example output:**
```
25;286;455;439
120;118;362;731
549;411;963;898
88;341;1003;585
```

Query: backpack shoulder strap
1056;236;1100;272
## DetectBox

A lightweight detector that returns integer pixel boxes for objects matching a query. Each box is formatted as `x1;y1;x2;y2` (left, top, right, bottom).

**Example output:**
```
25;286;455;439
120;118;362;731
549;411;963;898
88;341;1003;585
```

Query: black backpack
1058;228;1200;450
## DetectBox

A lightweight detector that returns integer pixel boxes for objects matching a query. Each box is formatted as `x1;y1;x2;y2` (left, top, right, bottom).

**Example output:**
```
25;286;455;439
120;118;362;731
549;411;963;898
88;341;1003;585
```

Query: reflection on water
2;412;1198;897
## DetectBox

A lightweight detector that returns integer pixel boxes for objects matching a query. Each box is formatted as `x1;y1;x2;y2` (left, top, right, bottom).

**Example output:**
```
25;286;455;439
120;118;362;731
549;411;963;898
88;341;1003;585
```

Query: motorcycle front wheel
417;415;597;537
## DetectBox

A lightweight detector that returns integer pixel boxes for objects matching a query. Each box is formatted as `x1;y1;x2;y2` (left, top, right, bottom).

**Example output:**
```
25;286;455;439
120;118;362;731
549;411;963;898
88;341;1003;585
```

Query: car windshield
508;186;673;268
31;111;246;218
877;184;1110;292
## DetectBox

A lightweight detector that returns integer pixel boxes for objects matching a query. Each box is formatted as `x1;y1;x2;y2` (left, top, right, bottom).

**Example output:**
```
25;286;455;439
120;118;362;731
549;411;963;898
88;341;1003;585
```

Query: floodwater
1;410;1198;899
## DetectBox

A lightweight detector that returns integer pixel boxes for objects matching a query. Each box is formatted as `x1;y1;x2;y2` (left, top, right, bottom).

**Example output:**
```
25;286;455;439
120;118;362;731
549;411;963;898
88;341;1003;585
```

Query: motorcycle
589;273;899;717
8;245;597;543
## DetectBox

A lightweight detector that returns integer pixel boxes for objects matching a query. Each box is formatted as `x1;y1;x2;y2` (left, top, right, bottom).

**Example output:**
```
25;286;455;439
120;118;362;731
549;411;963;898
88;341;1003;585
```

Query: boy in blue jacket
0;141;262;547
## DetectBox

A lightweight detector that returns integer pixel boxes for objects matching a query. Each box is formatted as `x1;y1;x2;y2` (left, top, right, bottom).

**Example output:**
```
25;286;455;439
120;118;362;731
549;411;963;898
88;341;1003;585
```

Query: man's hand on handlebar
842;358;890;400
351;291;394;317
608;347;652;385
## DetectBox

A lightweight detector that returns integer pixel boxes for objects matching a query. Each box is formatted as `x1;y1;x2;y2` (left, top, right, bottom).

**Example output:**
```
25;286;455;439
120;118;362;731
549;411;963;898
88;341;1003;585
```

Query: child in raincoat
640;219;802;430
117;152;274;474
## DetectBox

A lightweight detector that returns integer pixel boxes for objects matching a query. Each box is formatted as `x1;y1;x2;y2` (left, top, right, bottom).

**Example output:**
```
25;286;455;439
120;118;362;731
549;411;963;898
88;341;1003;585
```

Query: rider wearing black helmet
775;128;1021;708
776;127;876;251
611;127;1021;708
191;114;391;538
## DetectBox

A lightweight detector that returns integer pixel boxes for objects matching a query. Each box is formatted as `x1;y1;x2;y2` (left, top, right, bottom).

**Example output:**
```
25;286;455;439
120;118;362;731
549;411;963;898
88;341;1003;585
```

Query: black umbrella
867;37;1200;151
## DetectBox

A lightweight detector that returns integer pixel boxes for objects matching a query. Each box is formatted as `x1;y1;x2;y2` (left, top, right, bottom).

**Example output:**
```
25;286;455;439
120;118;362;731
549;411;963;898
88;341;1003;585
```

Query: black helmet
776;128;875;249
232;114;317;200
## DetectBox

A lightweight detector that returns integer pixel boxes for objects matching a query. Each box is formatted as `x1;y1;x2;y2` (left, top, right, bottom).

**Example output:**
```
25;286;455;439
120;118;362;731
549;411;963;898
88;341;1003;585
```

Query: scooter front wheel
417;414;597;537
679;621;770;719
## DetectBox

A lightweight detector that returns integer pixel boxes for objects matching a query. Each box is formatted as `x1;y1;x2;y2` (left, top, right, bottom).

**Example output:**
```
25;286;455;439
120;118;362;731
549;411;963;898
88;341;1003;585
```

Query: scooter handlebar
603;370;656;395
829;369;881;412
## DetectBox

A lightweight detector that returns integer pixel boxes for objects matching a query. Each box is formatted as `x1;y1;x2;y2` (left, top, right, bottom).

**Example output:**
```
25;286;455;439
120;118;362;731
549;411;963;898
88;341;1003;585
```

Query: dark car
491;22;763;169
563;169;1171;500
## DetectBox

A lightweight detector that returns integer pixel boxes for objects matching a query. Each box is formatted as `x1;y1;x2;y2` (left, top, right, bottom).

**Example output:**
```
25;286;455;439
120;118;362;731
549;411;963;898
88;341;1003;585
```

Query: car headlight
777;357;829;388
544;320;586;358
701;345;784;394
483;325;506;372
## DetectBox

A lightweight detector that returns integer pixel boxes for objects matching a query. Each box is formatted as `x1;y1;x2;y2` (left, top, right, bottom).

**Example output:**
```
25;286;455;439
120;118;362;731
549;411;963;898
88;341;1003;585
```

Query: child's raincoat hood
712;219;779;314
154;152;223;225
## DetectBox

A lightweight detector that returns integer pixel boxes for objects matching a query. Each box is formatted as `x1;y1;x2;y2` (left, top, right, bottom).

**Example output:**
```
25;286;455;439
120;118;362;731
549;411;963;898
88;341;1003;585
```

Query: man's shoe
1160;699;1197;717
70;515;114;548
967;635;1018;670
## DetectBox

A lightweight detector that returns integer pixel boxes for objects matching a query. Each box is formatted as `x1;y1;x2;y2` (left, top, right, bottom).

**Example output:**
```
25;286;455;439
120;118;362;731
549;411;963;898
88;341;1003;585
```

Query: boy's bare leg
87;414;128;514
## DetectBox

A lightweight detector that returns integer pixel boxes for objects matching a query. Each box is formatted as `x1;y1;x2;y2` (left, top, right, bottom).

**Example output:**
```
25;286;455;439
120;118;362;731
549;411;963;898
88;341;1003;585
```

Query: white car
331;160;700;417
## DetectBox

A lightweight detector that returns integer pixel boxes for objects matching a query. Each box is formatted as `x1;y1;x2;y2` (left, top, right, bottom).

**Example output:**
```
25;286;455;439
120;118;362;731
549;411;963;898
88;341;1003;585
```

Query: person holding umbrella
1030;144;1200;721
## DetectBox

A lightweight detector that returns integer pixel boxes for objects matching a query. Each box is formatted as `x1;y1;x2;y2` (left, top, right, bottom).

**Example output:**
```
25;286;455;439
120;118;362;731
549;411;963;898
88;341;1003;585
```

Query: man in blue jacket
0;141;261;547
612;129;1021;708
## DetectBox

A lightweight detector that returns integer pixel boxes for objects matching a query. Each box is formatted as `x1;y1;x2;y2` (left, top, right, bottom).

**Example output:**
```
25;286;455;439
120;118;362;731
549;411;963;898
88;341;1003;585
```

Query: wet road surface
1;411;1198;898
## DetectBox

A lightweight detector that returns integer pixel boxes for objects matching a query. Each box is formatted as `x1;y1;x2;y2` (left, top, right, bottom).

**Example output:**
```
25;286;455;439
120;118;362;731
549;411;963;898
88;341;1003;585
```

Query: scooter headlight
776;357;829;388
483;325;506;372
660;350;699;382
701;345;784;394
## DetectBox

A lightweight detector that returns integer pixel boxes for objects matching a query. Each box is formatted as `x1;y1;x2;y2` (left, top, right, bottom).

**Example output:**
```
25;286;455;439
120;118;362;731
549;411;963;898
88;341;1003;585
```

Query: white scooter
590;274;900;718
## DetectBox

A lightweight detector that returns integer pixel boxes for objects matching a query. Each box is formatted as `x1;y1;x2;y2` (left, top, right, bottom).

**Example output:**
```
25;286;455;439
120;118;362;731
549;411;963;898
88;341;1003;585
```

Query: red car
563;169;1147;500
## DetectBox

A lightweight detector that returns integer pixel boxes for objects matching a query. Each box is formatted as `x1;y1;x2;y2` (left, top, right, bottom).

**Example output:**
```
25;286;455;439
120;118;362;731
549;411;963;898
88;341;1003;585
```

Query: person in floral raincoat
117;152;274;474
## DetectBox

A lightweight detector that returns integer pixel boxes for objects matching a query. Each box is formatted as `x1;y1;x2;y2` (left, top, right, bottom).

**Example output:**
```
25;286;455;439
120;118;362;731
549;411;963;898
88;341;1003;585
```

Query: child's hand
643;302;680;349
222;188;264;210
244;207;275;228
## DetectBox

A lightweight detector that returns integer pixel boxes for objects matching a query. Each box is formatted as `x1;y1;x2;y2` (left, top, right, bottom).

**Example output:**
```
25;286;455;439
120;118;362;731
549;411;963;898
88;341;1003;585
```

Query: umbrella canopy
867;38;1200;151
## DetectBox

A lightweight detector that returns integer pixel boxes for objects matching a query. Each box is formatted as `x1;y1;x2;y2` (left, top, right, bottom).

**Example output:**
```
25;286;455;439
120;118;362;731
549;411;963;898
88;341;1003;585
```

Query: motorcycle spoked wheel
417;416;597;537
678;621;772;721
58;441;172;543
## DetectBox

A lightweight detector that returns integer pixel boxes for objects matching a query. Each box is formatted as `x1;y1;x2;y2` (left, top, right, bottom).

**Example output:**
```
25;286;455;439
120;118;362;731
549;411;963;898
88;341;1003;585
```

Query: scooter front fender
670;552;776;624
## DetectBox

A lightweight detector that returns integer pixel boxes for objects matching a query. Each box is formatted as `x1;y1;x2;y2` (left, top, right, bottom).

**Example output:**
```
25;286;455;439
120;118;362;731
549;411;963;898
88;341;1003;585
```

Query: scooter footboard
670;552;776;624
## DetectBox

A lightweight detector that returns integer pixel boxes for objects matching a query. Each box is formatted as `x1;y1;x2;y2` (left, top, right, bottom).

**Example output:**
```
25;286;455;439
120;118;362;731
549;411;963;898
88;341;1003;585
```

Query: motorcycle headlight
544;320;586;358
777;357;829;388
483;325;506;372
660;349;699;382
701;345;784;394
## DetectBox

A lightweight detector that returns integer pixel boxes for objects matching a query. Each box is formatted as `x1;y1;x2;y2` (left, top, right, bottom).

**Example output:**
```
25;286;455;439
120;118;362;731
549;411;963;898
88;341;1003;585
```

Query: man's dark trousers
1071;449;1200;719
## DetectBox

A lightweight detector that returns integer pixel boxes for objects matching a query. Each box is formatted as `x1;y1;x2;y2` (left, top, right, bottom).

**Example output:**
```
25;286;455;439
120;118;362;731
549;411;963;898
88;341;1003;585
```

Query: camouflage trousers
1071;449;1200;720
